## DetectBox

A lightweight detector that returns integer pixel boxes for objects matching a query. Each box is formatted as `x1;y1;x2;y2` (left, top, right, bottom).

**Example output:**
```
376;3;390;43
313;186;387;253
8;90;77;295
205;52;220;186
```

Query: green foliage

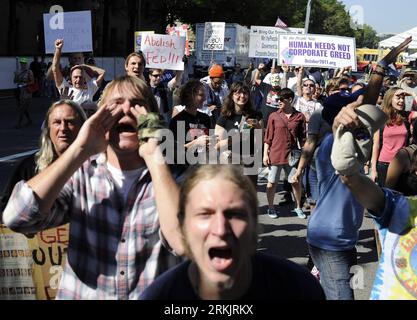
160;0;380;47
354;24;380;48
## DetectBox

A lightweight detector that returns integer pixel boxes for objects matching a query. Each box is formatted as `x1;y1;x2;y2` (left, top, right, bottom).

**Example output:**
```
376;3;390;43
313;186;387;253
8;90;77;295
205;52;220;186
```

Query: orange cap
209;64;224;78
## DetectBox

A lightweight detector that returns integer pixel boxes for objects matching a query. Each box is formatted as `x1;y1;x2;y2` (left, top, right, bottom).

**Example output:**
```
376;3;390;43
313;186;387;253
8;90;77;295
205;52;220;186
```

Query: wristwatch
377;61;389;71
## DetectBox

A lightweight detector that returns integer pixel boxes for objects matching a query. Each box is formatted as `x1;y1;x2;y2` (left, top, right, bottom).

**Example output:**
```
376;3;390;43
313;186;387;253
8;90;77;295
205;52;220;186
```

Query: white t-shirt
294;96;323;122
173;105;211;117
57;78;99;106
106;163;146;203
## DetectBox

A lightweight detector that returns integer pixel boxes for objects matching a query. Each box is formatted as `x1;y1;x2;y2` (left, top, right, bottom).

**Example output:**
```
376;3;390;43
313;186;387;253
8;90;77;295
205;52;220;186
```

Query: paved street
0;96;379;300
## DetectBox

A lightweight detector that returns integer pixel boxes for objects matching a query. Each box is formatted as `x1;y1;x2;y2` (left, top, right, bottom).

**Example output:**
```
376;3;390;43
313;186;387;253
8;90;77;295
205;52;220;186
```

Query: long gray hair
35;99;87;172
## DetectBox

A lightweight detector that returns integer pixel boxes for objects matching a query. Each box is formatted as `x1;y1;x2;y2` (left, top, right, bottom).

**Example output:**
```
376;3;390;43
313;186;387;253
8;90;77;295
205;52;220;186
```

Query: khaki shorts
267;164;296;184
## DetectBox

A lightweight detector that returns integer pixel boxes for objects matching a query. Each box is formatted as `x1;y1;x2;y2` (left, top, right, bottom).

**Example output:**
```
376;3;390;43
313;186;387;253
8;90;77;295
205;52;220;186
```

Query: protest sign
166;24;190;56
0;225;36;300
134;31;154;53
278;34;357;70
141;33;186;71
30;225;69;300
249;26;304;59
43;10;92;54
203;22;226;51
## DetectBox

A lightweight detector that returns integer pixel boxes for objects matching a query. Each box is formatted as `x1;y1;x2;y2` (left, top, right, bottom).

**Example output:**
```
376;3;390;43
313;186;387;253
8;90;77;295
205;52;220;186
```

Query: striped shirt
3;156;179;299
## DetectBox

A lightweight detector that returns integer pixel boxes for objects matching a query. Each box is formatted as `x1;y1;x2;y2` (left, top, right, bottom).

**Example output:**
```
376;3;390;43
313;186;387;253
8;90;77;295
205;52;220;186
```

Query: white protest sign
43;10;92;54
134;31;154;52
203;22;226;51
278;34;357;71
166;24;190;56
141;33;186;71
249;26;304;59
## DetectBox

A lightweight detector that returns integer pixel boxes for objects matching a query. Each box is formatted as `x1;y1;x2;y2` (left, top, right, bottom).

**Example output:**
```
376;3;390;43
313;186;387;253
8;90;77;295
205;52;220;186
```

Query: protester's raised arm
340;173;385;216
80;64;106;86
296;67;304;97
133;108;185;255
363;36;412;105
385;150;409;189
52;39;64;87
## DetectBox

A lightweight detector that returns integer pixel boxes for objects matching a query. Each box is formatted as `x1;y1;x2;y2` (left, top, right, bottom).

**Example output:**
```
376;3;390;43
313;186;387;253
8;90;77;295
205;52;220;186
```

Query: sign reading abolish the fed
43;10;92;54
141;33;186;71
249;26;304;59
279;34;357;71
203;22;226;51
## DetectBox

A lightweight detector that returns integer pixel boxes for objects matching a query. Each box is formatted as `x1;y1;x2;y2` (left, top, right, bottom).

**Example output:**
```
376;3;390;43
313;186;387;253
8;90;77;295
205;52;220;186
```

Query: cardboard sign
141;33;186;71
166;24;190;56
249;26;304;59
30;225;69;300
203;22;226;51
0;226;36;300
134;31;154;53
43;10;93;54
278;34;357;71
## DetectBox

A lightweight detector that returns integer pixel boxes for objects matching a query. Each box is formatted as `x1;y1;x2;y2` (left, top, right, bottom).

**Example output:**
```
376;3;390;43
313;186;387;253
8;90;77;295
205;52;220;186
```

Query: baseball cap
331;104;387;176
322;88;365;126
19;57;28;64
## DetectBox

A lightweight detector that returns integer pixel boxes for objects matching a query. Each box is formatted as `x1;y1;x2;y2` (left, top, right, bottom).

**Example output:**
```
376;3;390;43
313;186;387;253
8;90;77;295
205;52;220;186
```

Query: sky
339;0;417;34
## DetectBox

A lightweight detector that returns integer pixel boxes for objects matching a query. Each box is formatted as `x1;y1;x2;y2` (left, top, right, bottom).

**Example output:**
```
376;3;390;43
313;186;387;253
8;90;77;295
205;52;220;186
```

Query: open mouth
208;247;233;272
116;123;136;133
58;135;70;141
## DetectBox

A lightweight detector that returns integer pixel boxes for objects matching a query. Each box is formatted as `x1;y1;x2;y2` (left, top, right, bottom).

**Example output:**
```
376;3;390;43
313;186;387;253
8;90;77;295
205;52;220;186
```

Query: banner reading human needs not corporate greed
278;34;357;71
43;10;93;54
140;33;186;71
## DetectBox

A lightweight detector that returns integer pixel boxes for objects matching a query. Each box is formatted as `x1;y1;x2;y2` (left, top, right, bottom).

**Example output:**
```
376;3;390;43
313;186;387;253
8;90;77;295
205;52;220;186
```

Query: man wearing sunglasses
147;68;182;123
294;68;323;124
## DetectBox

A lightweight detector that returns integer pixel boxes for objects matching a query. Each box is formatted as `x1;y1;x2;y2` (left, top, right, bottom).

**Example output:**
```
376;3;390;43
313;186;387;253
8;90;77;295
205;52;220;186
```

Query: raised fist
55;39;64;50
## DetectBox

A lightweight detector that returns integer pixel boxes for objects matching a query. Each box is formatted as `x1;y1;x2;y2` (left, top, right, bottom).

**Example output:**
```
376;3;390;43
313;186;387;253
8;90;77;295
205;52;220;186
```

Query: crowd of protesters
1;34;417;301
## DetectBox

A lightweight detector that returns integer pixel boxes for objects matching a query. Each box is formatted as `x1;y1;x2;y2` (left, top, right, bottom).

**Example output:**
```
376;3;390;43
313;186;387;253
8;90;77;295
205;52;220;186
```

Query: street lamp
304;0;313;34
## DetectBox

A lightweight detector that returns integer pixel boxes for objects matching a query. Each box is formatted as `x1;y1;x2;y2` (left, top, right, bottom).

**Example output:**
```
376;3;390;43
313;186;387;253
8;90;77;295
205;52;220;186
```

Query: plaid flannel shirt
3;156;178;299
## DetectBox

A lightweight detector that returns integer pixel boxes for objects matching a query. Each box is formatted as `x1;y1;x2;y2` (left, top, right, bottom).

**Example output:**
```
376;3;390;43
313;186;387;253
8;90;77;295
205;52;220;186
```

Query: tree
354;24;380;48
159;0;379;44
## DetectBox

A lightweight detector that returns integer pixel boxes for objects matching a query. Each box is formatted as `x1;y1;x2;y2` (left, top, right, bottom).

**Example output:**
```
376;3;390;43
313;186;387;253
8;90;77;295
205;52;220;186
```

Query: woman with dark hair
214;82;263;186
371;87;412;186
169;79;212;157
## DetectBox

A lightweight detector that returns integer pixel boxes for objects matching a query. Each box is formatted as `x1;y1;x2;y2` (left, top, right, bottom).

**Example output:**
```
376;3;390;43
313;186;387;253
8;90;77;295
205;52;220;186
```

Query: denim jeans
303;165;319;202
308;244;357;300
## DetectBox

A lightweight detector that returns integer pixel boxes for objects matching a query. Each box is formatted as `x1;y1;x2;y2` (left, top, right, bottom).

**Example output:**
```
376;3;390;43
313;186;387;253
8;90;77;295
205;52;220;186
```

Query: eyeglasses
150;74;162;78
303;84;315;88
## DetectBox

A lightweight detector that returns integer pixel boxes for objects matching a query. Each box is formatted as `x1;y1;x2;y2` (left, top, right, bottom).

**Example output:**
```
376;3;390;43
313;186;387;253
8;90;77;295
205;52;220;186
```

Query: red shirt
264;109;306;165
